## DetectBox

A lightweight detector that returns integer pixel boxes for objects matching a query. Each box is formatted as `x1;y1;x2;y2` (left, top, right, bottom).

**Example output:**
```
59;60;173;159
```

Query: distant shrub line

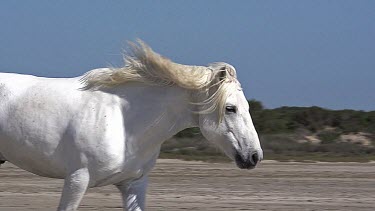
160;100;375;162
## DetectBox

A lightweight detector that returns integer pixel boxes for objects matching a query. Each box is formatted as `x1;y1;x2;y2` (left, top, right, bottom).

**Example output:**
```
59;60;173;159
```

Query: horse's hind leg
116;175;148;211
57;168;90;211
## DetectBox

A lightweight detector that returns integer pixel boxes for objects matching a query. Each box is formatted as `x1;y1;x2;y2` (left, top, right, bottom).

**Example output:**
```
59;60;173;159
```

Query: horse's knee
57;168;90;211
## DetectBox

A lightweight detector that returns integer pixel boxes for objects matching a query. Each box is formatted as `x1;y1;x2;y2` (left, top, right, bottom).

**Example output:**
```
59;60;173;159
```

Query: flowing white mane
81;40;239;120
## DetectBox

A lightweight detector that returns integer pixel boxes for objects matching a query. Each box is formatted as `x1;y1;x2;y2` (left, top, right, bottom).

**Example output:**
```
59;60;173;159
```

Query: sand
0;159;374;210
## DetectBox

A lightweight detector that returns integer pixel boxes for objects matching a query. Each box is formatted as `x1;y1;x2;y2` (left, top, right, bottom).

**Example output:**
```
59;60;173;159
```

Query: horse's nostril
251;152;259;165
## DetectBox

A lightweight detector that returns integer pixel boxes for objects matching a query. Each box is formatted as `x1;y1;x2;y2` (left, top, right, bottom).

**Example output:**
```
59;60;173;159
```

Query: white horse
0;41;263;211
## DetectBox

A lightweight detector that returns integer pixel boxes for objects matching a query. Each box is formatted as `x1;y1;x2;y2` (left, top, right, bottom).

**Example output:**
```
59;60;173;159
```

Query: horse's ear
219;67;227;81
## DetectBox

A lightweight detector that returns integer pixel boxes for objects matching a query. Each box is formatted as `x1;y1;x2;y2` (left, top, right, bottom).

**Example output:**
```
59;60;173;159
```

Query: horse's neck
110;83;198;156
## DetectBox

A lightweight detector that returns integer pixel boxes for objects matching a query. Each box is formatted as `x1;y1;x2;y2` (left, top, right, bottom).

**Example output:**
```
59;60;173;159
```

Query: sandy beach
0;159;374;210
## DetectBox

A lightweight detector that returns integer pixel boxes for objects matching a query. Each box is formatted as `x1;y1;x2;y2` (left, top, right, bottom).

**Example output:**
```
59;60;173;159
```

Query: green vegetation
160;99;375;162
248;100;375;134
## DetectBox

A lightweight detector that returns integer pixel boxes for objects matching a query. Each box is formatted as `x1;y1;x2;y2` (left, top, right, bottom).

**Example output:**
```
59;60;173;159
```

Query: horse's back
0;72;130;180
0;72;83;177
0;72;81;120
0;72;40;130
0;72;36;102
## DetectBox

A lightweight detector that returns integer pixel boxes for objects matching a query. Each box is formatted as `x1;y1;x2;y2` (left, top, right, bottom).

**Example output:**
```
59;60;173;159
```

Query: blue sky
1;1;374;110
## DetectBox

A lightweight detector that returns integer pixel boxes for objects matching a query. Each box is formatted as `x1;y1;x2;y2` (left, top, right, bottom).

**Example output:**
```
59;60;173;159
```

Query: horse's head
197;63;263;169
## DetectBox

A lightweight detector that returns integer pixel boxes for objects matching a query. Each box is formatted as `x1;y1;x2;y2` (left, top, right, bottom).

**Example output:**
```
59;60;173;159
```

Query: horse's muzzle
235;150;262;169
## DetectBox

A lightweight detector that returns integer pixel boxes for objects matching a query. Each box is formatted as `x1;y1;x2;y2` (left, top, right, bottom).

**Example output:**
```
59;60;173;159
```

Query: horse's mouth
234;151;260;170
235;158;256;169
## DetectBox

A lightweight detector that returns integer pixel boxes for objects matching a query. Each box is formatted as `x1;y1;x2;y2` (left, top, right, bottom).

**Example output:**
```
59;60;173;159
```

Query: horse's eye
225;105;237;113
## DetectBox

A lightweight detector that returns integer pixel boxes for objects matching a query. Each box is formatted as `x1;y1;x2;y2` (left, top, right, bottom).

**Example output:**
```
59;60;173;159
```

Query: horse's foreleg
57;168;90;211
116;175;148;211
